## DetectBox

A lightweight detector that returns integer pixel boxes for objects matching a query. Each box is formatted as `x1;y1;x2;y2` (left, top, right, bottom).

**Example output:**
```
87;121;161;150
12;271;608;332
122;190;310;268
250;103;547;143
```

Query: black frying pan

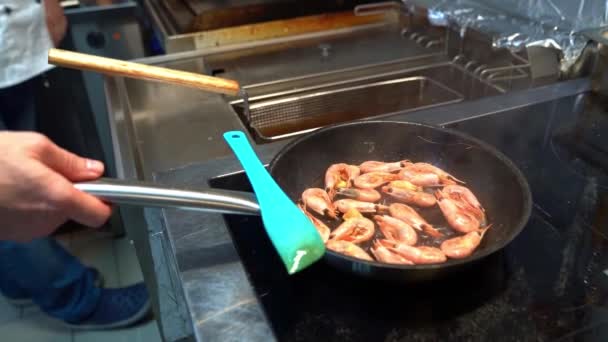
269;121;532;281
77;121;531;281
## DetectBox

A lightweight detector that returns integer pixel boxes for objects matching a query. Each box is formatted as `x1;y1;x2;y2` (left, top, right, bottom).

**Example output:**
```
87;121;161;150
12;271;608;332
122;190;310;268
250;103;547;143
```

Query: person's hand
0;132;112;242
44;0;68;47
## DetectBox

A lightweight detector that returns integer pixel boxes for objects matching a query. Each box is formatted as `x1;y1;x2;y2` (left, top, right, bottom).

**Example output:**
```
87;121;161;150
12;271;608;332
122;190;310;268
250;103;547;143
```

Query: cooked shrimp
297;204;330;243
326;240;373;261
441;185;486;223
402;162;464;185
398;168;442;187
370;240;414;265
334;199;388;214
325;163;360;199
335;188;381;202
440;226;490;259
330;217;375;244
378;239;447;264
353;172;398;189
301;188;337;219
388;203;443;237
373;215;417;245
359;160;409;173
435;190;480;233
381;181;436;207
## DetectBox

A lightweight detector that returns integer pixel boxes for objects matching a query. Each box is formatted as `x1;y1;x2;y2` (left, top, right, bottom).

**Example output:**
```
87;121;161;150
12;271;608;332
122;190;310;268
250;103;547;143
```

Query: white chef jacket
0;1;54;89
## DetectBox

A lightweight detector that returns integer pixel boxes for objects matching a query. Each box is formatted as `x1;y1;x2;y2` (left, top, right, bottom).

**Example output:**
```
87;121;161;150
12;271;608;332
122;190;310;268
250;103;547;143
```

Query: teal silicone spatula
223;131;326;274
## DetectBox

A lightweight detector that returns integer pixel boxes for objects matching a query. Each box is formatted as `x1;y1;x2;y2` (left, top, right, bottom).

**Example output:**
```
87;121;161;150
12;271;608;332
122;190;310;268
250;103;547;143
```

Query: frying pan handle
74;178;260;215
48;48;241;96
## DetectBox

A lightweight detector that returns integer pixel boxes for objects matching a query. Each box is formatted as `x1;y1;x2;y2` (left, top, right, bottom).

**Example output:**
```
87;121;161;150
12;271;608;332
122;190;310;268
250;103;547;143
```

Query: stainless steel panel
105;58;249;180
204;24;445;86
147;0;396;35
66;2;145;177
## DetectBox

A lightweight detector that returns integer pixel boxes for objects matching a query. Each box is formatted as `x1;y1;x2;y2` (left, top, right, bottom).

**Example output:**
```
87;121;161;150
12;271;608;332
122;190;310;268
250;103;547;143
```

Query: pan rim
269;120;533;271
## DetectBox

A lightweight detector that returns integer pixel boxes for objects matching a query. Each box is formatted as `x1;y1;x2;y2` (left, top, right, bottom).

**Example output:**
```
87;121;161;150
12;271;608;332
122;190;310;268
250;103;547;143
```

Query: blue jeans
0;77;100;322
0;240;100;322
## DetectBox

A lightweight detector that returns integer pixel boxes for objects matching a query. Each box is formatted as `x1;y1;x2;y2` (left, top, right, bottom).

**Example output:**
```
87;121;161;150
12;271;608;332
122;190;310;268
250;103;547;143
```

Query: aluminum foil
405;0;608;72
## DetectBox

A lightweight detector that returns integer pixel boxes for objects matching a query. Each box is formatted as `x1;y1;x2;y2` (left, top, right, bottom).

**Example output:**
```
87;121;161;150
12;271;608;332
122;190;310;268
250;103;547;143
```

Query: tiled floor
0;230;162;342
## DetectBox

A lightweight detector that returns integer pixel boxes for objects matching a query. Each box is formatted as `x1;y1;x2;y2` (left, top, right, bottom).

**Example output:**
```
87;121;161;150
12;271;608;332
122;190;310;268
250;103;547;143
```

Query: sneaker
4;268;105;307
65;282;151;330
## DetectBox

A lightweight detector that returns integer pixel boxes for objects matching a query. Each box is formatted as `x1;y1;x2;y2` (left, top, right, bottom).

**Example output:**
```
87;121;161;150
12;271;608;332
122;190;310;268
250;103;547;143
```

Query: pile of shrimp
299;160;490;265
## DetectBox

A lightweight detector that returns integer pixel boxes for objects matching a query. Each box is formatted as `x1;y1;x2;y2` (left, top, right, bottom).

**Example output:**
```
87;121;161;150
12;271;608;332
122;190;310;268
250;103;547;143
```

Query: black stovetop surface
208;92;608;341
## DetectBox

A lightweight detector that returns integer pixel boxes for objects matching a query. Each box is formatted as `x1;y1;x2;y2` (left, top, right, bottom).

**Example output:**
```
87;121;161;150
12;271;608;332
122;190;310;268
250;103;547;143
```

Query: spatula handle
222;131;280;203
48;48;240;96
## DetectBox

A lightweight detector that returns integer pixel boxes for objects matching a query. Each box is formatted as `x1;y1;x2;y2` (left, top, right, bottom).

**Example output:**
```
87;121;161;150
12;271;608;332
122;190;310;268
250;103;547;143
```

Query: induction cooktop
209;91;608;341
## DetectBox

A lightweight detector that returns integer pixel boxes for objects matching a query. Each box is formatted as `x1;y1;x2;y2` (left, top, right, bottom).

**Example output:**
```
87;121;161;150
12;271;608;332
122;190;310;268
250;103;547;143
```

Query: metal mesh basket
235;76;463;141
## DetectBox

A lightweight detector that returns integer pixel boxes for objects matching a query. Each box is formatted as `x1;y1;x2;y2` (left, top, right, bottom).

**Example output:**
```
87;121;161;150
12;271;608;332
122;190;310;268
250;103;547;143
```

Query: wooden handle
48;48;240;96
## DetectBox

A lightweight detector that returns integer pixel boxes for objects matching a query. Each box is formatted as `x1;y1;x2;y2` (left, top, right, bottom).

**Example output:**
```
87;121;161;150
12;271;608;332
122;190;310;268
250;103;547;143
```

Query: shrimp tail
324;208;338;220
478;224;492;238
423;224;443;238
447;174;466;184
410;224;423;231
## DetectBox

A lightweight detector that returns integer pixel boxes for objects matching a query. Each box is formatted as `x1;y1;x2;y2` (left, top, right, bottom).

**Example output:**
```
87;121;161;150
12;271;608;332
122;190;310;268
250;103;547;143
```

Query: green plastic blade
223;131;325;274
